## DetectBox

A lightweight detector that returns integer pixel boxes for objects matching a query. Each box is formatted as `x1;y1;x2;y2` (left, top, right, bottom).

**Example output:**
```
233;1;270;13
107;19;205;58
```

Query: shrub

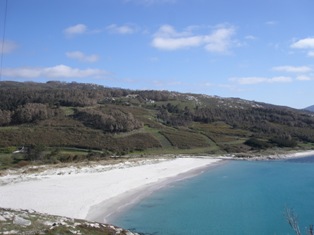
269;136;297;147
244;138;270;149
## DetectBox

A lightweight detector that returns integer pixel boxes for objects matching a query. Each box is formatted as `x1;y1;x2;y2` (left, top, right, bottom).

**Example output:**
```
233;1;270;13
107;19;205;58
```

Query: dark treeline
153;98;314;146
0;81;178;126
0;81;129;110
73;107;143;132
0;81;179;111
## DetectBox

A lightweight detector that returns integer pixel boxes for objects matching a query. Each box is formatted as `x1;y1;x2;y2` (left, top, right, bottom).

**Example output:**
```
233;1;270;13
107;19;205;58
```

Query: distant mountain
304;105;314;112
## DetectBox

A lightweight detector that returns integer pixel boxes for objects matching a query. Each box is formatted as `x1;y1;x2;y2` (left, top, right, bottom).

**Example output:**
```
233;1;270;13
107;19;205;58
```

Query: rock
13;216;32;226
0;215;6;221
125;232;134;235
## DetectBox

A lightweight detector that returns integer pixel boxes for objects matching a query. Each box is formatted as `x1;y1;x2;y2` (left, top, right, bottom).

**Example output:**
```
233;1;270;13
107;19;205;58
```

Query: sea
111;156;314;235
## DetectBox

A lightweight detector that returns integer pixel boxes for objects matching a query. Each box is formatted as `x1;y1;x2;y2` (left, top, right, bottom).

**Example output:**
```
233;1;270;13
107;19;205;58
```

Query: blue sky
1;0;314;109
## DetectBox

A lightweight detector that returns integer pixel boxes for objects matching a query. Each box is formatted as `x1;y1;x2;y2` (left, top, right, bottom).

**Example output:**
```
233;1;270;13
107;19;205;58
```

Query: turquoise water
112;157;314;235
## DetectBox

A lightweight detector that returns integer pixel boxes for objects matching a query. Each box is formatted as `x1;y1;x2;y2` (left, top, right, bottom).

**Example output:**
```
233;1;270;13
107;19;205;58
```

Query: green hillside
1;81;314;168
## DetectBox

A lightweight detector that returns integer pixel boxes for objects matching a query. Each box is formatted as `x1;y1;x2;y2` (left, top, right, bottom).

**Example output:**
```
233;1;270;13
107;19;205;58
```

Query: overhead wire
0;0;9;81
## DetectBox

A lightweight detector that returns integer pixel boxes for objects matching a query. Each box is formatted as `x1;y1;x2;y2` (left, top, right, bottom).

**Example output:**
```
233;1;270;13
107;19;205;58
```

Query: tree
12;103;52;123
24;144;47;161
73;108;143;132
0;109;11;126
244;138;270;149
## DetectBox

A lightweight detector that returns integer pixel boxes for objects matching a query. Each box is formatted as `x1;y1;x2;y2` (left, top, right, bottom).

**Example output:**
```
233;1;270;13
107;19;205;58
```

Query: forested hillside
1;81;314;167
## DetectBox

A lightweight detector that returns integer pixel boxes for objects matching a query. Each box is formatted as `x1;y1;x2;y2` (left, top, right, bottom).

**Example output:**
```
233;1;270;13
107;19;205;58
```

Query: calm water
112;156;314;235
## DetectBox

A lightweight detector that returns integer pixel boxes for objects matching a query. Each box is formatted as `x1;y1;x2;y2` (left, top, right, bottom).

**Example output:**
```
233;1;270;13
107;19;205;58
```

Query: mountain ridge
0;81;314;168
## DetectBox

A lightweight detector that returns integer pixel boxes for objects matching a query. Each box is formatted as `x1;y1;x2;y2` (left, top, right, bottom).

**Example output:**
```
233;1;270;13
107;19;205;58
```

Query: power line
0;0;9;81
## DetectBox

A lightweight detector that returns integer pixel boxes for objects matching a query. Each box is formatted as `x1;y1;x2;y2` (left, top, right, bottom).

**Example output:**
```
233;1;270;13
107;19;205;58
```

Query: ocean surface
112;156;314;235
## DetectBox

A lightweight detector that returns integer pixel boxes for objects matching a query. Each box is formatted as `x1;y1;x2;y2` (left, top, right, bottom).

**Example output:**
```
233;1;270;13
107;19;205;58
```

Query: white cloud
151;24;235;53
272;65;312;73
154;25;191;38
204;27;235;53
230;76;292;85
64;24;87;37
106;24;137;34
291;37;314;49
2;65;106;78
0;40;18;54
66;51;99;63
152;25;203;50
152;36;203;50
296;75;313;81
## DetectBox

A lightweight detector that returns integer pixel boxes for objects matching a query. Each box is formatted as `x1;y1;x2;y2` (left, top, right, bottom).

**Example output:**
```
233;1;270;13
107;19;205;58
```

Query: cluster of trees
155;102;314;140
136;90;178;102
193;106;314;129
0;81;131;110
153;101;314;147
0;81;179;128
0;109;11;126
244;136;297;149
0;82;181;111
73;108;143;132
0;103;62;126
157;103;193;126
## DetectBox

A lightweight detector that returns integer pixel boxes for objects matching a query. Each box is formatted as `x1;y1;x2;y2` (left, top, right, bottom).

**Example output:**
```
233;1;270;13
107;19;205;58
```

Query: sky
0;0;314;109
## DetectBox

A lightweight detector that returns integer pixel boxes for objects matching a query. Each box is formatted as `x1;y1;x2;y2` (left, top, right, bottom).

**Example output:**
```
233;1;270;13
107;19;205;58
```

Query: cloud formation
106;24;137;34
64;24;87;37
230;76;292;85
296;75;313;81
291;37;314;49
272;65;312;73
2;65;106;78
0;40;18;54
66;51;99;63
151;25;235;53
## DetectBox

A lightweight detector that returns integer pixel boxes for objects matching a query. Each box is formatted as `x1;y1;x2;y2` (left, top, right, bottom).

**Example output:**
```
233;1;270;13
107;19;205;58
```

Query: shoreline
86;158;225;223
217;149;314;161
0;150;313;224
0;157;222;221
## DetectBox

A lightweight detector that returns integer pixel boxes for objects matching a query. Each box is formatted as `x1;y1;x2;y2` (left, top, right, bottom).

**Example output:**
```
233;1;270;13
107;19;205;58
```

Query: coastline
86;158;224;223
219;149;314;161
0;157;222;221
0;150;313;224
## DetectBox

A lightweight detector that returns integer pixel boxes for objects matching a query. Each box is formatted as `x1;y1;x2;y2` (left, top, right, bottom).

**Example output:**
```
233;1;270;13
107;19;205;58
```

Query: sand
0;157;221;223
1;150;313;224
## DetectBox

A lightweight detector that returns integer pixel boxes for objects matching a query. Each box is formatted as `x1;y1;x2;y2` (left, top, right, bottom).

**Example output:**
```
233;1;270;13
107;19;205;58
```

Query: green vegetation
160;128;210;149
1;81;314;169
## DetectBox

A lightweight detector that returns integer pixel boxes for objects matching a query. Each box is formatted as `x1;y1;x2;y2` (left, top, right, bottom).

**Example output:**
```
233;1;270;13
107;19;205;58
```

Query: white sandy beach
0;157;221;223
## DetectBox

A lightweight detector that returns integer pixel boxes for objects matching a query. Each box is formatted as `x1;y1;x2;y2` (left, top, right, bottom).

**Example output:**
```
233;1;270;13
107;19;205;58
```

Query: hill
304;105;314;112
0;81;314;168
